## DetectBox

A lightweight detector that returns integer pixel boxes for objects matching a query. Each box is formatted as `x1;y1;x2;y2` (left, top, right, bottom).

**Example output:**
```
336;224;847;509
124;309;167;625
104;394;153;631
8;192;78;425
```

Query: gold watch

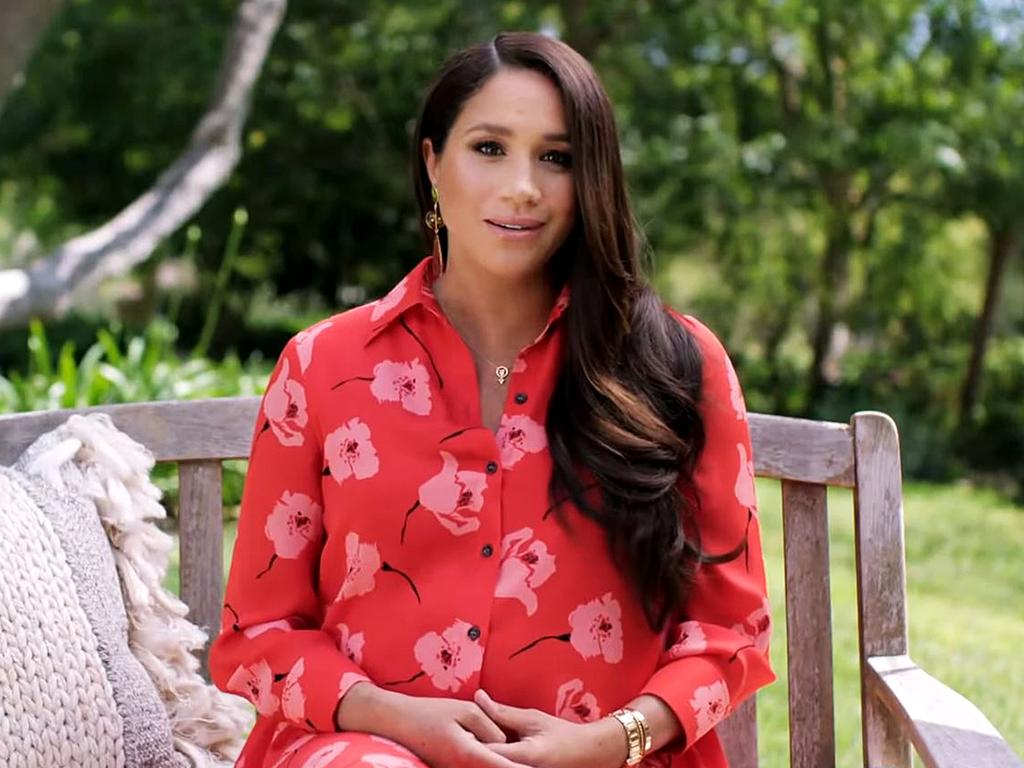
610;707;653;766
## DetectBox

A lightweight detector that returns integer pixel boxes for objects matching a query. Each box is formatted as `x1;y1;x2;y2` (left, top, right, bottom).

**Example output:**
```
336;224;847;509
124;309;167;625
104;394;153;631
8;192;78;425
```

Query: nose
503;159;541;207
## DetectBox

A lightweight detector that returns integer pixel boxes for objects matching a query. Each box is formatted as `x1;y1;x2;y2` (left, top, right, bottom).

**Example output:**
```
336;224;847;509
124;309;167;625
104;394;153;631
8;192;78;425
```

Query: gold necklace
456;332;514;386
436;302;515;385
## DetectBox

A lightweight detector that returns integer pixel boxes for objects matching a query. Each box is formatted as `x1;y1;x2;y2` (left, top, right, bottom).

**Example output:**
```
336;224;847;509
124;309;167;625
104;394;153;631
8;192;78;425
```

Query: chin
480;250;552;281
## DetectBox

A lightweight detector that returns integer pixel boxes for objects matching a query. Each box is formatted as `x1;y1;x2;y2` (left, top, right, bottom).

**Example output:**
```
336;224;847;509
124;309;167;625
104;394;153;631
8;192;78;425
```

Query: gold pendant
495;365;509;385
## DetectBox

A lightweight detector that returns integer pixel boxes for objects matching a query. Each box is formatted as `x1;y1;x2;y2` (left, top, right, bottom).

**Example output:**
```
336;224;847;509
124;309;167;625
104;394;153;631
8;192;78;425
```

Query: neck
432;257;557;364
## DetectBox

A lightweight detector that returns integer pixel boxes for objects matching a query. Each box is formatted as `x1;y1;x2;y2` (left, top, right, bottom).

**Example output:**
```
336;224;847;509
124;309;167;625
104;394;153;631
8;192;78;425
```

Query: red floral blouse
209;255;775;768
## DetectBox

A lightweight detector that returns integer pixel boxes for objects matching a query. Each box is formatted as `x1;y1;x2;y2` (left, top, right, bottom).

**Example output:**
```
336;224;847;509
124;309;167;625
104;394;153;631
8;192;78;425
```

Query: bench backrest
0;399;909;768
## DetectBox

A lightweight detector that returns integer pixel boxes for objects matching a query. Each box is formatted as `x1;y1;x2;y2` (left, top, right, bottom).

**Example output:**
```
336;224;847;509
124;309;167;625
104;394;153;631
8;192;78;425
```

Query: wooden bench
1;400;1020;768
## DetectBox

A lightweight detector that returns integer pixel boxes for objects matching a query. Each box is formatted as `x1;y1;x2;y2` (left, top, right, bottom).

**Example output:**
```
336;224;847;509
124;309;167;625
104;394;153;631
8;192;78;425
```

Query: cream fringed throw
1;412;252;767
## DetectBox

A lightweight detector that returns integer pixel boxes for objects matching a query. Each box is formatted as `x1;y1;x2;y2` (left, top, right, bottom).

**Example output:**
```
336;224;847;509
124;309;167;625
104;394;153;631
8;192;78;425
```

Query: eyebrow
464;122;570;142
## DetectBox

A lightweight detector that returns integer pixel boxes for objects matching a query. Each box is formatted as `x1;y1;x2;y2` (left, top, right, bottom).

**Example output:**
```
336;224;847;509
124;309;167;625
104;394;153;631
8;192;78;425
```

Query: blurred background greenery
1;0;1021;764
2;0;1021;494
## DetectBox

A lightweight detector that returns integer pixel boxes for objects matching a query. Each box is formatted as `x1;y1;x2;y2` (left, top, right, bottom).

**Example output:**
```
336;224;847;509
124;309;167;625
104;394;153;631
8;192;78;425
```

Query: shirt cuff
639;649;775;750
289;642;371;733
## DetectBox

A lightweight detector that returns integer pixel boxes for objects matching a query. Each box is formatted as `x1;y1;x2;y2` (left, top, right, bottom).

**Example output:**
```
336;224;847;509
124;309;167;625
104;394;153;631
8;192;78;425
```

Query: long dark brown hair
411;32;707;631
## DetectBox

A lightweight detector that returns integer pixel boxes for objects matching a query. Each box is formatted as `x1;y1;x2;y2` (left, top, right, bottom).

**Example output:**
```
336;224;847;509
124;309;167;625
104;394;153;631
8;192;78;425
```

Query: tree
0;0;287;330
927;1;1024;426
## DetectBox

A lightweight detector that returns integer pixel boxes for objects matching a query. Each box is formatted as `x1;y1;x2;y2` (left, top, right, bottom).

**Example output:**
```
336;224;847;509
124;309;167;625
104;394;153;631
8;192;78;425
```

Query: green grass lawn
167;480;1024;765
755;479;1024;767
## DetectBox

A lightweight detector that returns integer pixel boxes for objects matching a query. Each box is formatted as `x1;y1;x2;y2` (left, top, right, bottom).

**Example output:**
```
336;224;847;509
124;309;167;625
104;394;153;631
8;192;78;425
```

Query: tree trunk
806;179;855;409
0;0;66;113
959;222;1015;425
0;0;288;330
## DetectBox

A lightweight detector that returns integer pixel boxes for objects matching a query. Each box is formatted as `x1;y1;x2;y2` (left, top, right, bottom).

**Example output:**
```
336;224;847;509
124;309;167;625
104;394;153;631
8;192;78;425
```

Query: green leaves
0;316;270;412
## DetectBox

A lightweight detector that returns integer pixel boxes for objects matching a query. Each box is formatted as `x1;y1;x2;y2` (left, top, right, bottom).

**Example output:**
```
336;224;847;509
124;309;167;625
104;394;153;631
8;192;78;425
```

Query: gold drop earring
425;184;446;278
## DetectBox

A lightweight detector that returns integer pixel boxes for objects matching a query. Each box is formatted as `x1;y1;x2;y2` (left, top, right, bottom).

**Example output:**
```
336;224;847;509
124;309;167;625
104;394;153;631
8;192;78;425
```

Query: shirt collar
363;255;572;348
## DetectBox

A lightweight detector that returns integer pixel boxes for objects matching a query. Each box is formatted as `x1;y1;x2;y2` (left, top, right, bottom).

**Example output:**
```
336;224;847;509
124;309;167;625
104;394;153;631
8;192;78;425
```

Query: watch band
610;707;652;766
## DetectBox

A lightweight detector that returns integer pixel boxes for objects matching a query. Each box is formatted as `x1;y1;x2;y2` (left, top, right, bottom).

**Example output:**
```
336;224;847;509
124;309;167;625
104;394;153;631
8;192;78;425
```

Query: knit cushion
0;412;251;767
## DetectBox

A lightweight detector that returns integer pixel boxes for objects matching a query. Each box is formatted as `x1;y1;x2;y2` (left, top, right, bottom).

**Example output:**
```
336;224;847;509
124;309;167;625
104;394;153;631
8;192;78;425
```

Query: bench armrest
865;655;1023;768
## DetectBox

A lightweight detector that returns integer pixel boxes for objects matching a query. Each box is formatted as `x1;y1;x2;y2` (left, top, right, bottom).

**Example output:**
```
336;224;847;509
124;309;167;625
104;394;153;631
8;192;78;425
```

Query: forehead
454;68;567;135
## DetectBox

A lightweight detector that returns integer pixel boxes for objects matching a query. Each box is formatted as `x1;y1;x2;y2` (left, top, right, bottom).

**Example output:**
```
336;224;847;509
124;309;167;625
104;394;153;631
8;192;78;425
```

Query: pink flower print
495;527;556;616
263;358;308;447
324;418;380;484
266;491;323;558
368;736;416;758
512;357;527;374
337;622;366;665
555;679;601;723
242;619;292;639
337;532;381;601
226;659;279;716
281;658;307;723
370;276;408;321
361;756;421;768
302;742;350;768
258;491;323;578
496;414;547;469
690;681;730;738
295;320;333;374
369;359;432;415
731;598;771;652
510;592;623;661
725;358;746;420
407;451;487;540
734;443;757;512
268;735;314;768
667;621;707;659
413;619;484;692
568;593;624;663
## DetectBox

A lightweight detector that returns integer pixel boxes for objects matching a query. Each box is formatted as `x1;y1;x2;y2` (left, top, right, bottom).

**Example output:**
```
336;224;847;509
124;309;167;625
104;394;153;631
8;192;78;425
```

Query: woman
210;31;774;768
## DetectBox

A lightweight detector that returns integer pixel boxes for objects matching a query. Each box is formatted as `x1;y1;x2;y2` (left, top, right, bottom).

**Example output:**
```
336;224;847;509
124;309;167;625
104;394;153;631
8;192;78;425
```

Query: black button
467;626;481;640
486;461;498;474
515;392;528;404
481;544;494;558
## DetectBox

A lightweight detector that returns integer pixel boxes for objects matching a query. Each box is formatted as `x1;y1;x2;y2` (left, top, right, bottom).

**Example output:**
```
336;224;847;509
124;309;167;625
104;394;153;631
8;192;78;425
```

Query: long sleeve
639;313;776;749
209;335;370;733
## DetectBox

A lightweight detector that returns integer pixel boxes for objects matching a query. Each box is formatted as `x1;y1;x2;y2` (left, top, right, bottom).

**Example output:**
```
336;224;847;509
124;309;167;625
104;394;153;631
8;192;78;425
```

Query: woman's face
422;67;576;284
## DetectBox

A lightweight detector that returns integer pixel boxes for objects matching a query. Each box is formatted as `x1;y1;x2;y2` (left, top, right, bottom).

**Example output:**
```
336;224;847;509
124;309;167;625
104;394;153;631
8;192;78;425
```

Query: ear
421;137;439;187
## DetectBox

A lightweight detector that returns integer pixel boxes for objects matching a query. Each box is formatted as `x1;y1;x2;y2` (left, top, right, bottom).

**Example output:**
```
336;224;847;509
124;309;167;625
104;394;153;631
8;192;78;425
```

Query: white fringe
25;413;253;766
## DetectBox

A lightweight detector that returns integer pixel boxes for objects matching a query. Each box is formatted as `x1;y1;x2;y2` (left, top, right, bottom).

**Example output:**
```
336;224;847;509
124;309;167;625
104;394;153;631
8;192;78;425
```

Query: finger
474;690;539;733
458;704;507;744
461;737;535;768
484;741;538;764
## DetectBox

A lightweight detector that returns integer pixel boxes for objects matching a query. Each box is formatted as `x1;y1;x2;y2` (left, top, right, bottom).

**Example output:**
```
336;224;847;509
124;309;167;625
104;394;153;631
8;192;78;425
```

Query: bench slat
178;459;225;675
0;397;259;464
852;411;911;768
749;414;855;487
718;697;758;768
782;480;836;768
2;404;855;486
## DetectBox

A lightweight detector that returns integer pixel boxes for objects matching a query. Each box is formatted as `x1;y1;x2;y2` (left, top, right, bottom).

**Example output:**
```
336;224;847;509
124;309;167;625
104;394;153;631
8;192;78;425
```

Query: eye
474;140;504;157
543;150;572;168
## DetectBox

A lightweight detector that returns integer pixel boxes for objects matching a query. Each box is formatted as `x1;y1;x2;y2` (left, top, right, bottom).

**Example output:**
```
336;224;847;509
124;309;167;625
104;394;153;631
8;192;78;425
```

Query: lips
485;218;544;231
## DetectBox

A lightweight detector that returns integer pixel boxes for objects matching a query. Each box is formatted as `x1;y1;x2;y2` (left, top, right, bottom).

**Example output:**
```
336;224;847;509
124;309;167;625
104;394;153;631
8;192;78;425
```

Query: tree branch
0;0;288;330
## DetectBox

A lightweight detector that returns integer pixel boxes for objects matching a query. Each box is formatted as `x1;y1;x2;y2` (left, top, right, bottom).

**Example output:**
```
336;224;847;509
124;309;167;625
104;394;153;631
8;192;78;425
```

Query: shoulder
279;302;380;377
663;307;732;370
663;308;747;418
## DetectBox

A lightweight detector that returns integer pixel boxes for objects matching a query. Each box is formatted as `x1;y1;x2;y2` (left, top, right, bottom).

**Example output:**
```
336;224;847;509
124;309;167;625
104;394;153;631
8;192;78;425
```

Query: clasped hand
471;689;625;768
361;684;627;768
